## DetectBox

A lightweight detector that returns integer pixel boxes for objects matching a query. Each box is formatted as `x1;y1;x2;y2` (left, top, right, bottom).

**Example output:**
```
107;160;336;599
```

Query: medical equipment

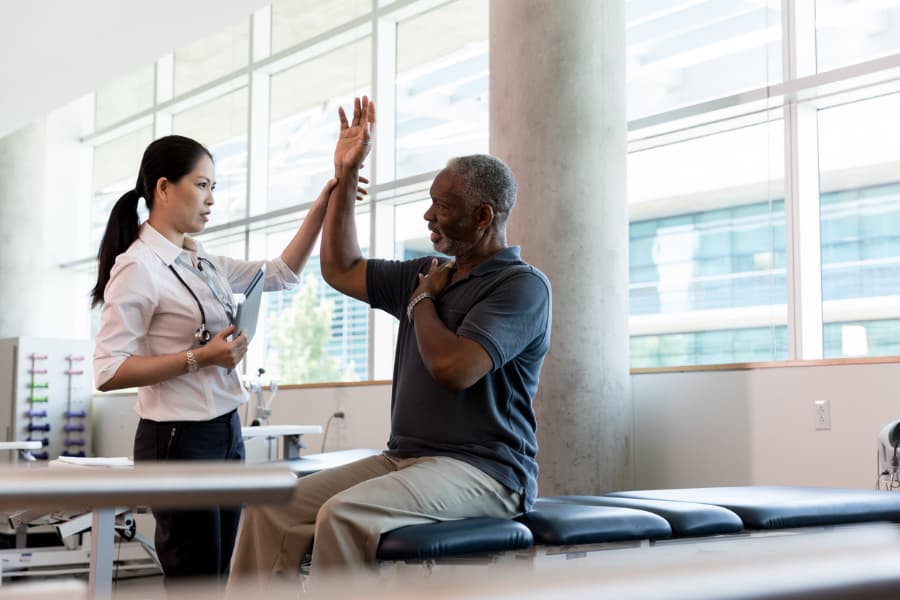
0;337;93;462
877;419;900;490
249;368;279;427
168;257;239;346
0;462;296;596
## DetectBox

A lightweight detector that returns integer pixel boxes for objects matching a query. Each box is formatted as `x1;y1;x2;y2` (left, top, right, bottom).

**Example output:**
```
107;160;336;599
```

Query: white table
0;441;42;451
0;441;43;465
0;462;296;598
241;424;322;460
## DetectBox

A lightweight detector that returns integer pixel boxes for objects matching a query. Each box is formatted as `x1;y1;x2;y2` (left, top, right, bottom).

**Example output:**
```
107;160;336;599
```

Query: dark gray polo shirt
366;246;552;510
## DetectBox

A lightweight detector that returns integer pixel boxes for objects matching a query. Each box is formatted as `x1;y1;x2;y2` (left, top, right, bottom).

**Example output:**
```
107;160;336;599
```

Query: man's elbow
320;255;355;285
430;362;480;391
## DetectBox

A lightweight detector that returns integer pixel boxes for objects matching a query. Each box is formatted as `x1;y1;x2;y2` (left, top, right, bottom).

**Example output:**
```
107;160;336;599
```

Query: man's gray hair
446;155;517;222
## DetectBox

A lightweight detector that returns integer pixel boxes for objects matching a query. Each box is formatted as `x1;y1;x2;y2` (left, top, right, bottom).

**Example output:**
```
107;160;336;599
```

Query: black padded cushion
376;517;533;560
608;486;900;529
517;499;671;545
543;495;743;537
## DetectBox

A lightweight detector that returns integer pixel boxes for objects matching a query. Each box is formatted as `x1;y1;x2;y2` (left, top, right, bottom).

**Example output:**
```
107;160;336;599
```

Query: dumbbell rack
0;337;93;461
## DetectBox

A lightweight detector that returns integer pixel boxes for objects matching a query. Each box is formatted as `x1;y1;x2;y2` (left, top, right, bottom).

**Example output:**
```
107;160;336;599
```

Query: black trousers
133;409;245;580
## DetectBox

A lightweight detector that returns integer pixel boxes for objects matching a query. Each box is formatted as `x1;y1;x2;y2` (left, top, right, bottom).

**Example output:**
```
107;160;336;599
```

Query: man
229;96;551;579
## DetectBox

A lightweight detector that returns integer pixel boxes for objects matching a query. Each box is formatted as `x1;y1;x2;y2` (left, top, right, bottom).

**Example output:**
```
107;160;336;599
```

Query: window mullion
783;0;823;360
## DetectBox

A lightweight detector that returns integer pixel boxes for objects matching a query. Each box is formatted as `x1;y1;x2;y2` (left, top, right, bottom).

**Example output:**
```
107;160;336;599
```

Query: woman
91;134;351;580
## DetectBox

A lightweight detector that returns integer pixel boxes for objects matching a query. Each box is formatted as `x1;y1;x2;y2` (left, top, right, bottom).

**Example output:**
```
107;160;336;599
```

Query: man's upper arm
456;271;552;371
366;257;430;318
326;258;369;304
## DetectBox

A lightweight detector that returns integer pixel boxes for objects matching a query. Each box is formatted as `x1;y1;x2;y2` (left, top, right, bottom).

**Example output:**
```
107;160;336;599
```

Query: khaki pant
229;453;521;581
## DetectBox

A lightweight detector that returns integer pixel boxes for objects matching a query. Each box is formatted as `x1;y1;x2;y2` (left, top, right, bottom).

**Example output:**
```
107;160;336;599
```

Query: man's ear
477;204;494;230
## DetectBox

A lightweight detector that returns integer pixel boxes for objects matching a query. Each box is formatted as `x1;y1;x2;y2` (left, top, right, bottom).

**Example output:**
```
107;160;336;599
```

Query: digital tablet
233;264;266;342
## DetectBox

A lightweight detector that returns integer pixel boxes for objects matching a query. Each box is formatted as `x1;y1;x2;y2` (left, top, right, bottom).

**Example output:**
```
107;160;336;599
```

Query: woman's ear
155;177;169;203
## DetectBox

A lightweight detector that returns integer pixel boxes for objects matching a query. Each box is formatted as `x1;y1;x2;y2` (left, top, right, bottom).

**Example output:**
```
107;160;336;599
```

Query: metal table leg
89;507;115;598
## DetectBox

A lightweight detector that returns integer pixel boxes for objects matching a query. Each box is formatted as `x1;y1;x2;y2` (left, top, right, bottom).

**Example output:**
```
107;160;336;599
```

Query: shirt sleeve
213;254;301;293
456;270;552;371
366;257;433;319
93;256;159;388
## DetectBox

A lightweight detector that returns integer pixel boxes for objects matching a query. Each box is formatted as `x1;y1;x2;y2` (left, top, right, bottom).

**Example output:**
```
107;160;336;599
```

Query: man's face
424;169;480;256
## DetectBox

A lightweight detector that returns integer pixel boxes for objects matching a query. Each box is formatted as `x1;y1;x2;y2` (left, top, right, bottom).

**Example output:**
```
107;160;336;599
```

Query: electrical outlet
814;399;831;430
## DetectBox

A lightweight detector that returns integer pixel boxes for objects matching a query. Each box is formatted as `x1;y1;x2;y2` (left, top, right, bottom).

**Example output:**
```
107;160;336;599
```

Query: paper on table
49;456;134;468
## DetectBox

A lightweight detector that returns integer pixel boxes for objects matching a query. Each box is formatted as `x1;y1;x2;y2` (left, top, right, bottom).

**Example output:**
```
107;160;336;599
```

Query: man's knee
315;491;366;532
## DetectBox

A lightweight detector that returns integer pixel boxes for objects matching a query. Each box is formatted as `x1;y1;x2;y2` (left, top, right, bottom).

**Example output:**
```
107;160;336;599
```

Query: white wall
632;362;900;491
93;362;900;494
92;383;392;459
0;0;269;139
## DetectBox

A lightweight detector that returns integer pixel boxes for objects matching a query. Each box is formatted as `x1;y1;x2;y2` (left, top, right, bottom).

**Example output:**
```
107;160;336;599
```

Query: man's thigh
334;456;521;520
286;453;397;523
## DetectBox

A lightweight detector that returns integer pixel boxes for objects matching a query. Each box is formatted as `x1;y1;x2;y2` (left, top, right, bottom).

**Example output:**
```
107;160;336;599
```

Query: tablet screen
233;264;266;341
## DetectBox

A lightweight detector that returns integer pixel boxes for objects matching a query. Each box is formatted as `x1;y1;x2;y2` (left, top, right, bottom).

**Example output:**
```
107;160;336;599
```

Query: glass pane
388;180;453;260
95;66;155;130
268;39;371;215
253;211;370;384
173;89;249;227
628;117;786;367
394;198;433;260
816;0;900;72
91;127;153;250
631;326;788;368
194;225;247;261
626;0;782;119
395;0;488;178
174;20;249;95
818;90;900;357
271;0;371;54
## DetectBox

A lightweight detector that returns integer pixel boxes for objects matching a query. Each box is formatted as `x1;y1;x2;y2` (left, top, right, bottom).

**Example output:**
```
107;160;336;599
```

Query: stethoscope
168;257;234;346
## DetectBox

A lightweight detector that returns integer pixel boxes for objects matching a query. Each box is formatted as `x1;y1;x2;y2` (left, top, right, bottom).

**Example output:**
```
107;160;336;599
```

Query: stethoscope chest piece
195;326;212;346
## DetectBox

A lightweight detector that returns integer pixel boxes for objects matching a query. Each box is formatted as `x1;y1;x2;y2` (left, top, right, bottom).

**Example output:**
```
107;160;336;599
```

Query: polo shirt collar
468;246;523;277
139;222;198;267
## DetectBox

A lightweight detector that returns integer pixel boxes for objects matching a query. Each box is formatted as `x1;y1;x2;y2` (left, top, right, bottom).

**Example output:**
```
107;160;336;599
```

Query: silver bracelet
406;292;435;322
186;350;199;374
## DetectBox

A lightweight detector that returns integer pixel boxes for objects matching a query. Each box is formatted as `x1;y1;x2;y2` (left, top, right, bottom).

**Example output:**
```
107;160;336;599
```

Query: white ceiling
0;0;269;139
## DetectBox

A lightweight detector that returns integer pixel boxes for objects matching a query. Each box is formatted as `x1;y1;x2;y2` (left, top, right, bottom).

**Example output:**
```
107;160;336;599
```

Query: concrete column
491;0;631;494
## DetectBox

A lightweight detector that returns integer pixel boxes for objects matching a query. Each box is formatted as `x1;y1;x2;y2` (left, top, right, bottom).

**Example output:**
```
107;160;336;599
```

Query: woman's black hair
90;135;212;307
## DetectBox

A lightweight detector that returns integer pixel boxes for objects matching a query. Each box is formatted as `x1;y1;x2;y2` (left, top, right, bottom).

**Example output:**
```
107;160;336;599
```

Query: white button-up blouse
94;223;300;421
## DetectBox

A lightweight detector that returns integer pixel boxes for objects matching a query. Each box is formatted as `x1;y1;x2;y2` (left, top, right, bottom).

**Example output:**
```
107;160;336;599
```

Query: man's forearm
322;166;363;274
411;300;489;390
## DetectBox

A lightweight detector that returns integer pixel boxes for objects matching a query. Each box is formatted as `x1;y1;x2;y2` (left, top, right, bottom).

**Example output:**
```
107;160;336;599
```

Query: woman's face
163;155;216;234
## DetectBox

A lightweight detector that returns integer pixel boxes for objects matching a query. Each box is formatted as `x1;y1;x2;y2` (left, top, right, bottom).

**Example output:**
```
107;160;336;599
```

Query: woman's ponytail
89;135;212;308
90;187;141;307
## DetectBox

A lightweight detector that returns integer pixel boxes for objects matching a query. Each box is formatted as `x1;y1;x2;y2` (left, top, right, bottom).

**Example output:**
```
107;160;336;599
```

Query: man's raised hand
334;96;376;173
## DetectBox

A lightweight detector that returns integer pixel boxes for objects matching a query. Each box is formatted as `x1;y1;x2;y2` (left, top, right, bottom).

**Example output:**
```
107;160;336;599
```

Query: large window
268;38;371;214
395;0;488;177
76;0;900;375
628;0;900;367
77;1;488;384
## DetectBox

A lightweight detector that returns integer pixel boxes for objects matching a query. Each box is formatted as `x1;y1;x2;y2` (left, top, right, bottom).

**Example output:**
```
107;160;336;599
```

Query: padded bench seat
608;486;900;529
541;495;744;537
377;517;533;561
376;499;672;561
517;499;671;545
376;486;900;563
